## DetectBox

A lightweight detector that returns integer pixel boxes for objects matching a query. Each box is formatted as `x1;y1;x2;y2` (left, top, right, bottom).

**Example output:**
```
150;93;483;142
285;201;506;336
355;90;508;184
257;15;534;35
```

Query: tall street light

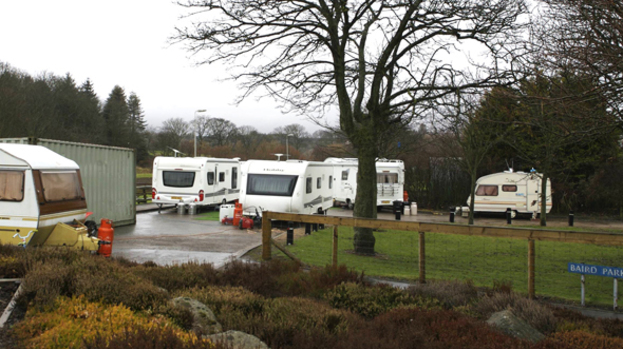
286;133;294;160
194;109;206;157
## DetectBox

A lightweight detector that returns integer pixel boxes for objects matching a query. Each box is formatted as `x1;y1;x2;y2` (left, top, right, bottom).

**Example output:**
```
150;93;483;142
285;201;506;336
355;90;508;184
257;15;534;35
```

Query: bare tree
191;114;212;145
273;123;310;152
207;118;238;146
160;117;190;151
175;0;528;254
536;0;623;122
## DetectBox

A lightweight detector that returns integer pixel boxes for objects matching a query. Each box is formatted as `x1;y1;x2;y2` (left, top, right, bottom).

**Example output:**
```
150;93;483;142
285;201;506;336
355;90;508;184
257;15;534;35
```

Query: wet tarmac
112;208;262;267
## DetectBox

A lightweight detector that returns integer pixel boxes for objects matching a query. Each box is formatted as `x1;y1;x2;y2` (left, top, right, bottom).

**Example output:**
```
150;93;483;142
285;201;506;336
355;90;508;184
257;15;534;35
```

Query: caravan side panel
0;138;136;226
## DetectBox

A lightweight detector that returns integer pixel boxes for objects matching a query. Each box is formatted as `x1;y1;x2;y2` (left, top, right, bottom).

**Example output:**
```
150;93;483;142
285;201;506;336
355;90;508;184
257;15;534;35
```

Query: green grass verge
136;173;152;179
193;210;220;221
285;226;623;307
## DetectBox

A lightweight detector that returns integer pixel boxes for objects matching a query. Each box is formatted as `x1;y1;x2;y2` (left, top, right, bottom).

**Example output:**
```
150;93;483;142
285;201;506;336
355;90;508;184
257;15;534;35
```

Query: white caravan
0;144;100;249
239;160;335;215
152;156;240;207
324;158;405;209
466;171;552;217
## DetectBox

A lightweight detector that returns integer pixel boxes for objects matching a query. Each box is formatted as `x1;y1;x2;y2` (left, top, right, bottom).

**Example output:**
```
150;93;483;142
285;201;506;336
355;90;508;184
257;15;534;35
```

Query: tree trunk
352;128;378;255
468;172;477;225
540;173;548;227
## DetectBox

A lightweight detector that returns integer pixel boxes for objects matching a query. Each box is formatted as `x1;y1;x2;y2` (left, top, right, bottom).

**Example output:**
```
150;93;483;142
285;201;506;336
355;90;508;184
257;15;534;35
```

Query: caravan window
232;167;238;189
341;170;348;180
0;170;24;201
163;171;195;188
207;172;215;185
329;176;333;189
40;171;83;202
502;185;517;192
247;174;298;196
377;173;398;184
219;172;225;182
317;177;322;189
306;177;312;194
476;185;498;196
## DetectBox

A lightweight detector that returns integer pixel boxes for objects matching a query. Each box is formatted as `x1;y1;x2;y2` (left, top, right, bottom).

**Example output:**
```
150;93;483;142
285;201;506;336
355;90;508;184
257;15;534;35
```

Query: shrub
474;292;558;334
546;330;623;349
552;307;623;338
84;326;221;349
18;252;169;311
178;286;357;349
132;261;219;292
285;307;538;349
324;282;439;319
11;296;200;349
407;279;479;309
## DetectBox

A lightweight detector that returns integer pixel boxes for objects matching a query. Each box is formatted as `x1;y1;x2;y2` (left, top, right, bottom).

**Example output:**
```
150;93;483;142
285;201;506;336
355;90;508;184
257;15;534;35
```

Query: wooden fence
261;211;623;299
136;185;151;204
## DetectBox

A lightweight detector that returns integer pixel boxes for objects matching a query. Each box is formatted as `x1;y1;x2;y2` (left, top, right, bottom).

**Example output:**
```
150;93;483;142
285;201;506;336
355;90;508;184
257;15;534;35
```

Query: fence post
262;212;272;261
332;225;338;269
419;232;426;284
528;239;535;299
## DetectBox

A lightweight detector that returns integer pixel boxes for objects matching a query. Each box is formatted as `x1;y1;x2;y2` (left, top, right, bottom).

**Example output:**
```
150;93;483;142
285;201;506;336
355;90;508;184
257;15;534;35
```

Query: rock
486;309;545;343
204;330;270;349
172;297;222;335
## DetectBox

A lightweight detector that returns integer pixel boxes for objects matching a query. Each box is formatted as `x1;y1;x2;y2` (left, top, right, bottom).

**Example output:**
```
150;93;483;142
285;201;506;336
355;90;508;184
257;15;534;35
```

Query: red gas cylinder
97;218;114;257
403;190;409;202
233;202;243;226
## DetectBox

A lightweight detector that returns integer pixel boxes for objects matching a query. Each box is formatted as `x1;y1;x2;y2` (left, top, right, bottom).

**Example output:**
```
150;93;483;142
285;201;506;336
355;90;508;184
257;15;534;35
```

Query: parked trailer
466;170;552;218
0;144;101;249
152;156;241;208
0;138;136;226
239;159;335;215
324;157;405;209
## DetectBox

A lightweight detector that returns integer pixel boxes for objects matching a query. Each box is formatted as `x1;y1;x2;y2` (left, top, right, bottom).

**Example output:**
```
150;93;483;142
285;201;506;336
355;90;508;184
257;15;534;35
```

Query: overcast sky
0;0;328;134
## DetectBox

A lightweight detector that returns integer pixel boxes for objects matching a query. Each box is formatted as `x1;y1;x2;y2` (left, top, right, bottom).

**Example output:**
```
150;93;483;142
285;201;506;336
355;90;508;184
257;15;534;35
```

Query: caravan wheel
222;199;227;206
510;210;517;219
347;200;354;210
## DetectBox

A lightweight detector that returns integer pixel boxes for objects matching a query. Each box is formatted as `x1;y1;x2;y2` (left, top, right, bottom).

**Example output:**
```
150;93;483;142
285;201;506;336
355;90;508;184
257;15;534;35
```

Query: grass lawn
137;173;152;179
193;210;221;221
285;226;623;307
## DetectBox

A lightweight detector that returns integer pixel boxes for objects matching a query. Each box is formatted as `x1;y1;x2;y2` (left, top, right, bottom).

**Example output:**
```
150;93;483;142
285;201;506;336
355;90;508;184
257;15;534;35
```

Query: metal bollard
305;223;311;235
506;208;512;225
449;207;455;223
286;227;294;246
312;222;318;232
569;210;574;227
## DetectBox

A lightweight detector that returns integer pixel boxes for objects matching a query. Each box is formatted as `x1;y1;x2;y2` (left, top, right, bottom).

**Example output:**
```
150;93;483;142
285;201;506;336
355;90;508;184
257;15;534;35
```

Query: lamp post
194;109;206;157
286;133;294;160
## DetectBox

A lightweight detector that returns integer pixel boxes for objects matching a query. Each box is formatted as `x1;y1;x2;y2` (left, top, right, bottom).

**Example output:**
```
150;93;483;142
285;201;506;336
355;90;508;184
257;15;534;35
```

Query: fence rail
261;211;623;300
136;185;151;204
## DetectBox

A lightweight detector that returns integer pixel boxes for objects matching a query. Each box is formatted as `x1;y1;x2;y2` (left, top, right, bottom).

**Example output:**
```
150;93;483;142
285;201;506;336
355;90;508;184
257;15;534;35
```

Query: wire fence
262;212;623;308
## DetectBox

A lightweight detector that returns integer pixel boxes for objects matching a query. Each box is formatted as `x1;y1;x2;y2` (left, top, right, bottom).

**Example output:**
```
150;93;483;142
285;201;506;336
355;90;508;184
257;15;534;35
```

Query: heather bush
132;261;219;292
474;292;558;334
18;251;169;311
84;326;223;349
216;260;360;298
407;279;479;309
285;307;539;349
546;330;623;349
11;296;200;349
324;282;439;318
552;307;623;338
179;286;357;349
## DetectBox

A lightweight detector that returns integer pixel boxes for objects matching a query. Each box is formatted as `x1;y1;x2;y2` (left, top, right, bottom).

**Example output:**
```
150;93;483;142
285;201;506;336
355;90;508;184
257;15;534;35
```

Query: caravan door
526;176;540;214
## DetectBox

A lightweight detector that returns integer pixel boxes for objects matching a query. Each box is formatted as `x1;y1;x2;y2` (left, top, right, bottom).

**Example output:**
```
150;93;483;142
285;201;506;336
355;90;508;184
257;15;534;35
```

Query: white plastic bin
219;204;236;222
410;202;417;215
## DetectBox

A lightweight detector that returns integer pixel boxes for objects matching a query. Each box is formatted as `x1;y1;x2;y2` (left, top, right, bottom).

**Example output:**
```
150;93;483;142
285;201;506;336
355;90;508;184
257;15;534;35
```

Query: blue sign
568;263;623;278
